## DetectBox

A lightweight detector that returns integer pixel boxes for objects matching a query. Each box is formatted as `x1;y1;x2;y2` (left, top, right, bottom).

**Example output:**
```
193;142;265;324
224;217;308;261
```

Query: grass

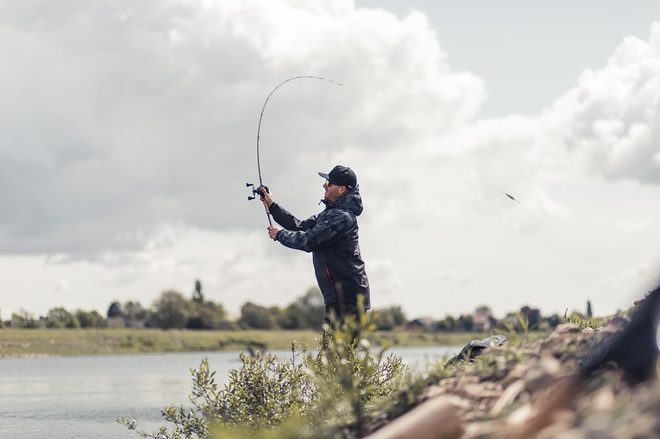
0;328;510;357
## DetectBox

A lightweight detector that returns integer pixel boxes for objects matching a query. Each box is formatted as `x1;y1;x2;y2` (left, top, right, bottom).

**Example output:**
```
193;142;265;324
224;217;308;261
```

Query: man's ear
339;186;348;195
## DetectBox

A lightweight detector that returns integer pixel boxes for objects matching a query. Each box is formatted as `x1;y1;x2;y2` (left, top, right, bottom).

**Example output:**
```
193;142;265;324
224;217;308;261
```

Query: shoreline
0;328;526;358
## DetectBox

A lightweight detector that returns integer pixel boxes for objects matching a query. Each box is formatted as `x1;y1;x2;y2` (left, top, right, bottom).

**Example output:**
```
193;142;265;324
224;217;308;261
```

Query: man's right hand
260;187;273;209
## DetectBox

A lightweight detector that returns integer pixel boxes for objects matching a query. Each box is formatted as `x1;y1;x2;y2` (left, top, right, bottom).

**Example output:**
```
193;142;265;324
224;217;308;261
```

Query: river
0;346;460;439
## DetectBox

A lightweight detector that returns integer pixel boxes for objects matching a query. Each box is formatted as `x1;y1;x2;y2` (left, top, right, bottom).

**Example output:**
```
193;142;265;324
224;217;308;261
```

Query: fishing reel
246;183;269;201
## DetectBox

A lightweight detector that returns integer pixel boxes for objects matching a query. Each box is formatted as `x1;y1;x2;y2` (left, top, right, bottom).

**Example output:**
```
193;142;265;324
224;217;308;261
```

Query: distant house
405;317;436;332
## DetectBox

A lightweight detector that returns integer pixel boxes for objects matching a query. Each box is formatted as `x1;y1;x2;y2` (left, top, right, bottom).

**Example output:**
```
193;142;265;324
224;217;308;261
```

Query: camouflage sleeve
276;210;353;252
269;202;317;231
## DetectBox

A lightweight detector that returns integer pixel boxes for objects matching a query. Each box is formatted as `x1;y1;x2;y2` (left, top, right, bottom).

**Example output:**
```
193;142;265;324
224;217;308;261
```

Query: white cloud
542;23;660;184
1;3;660;319
53;278;71;292
0;0;483;257
616;218;653;234
653;151;660;166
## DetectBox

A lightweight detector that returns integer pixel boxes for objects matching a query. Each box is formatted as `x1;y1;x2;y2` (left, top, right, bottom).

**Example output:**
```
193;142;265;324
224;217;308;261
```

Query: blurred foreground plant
562;310;605;331
120;305;408;439
307;309;407;436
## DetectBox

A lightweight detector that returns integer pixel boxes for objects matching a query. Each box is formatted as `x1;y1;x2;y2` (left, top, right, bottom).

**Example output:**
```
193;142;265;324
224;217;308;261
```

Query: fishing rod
246;75;343;226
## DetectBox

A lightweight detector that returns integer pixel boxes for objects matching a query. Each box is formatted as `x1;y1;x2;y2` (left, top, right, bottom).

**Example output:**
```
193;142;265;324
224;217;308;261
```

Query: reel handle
246;183;269;201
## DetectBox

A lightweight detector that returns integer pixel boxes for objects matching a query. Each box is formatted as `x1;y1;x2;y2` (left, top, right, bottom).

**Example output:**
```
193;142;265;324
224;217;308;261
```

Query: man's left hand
267;226;281;241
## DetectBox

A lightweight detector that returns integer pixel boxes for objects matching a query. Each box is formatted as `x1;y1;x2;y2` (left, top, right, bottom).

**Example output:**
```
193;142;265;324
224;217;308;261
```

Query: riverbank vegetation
121;292;658;439
0;327;501;357
3;281;579;333
1;280;575;357
121;312;414;438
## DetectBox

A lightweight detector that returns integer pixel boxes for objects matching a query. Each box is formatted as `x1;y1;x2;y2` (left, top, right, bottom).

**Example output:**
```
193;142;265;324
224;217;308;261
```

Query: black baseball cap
318;165;357;189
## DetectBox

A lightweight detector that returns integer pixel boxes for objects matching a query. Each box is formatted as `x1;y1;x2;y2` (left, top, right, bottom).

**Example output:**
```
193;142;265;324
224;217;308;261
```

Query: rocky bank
367;315;660;439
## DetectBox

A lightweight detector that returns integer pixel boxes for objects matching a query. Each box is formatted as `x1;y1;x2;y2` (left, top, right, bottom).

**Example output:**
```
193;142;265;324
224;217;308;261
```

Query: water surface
0;346;459;439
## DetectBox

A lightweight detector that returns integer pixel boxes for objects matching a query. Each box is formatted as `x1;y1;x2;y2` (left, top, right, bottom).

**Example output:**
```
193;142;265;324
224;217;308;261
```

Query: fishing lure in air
246;76;343;226
502;191;520;203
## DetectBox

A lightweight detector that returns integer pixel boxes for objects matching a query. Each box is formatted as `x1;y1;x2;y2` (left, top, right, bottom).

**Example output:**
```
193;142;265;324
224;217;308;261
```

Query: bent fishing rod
246;75;343;226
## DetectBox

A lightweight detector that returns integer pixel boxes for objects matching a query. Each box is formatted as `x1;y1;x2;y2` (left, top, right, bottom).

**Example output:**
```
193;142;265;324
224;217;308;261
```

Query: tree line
1;281;590;331
1;283;370;331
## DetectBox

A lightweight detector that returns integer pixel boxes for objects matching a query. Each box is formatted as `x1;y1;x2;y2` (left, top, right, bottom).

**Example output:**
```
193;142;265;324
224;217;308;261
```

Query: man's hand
260;187;274;209
267;226;281;241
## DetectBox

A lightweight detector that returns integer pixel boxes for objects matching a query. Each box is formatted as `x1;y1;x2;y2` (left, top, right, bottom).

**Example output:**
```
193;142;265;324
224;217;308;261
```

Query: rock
537;426;585;439
506;363;529;382
553;323;580;335
365;397;464;439
524;367;556;393
590;387;616;412
600;315;628;333
375;300;659;439
490;379;525;417
507;403;533;426
539;356;562;375
421;384;444;400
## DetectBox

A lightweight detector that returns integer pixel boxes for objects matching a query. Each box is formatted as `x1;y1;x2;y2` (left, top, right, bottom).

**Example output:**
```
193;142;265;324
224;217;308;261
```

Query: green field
0;328;496;357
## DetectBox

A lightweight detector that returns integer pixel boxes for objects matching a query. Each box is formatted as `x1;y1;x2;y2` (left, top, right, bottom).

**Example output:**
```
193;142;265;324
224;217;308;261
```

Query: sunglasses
324;180;348;190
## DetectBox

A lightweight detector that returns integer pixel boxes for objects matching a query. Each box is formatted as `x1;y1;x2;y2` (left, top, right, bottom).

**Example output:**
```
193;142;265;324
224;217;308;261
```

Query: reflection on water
0;346;459;439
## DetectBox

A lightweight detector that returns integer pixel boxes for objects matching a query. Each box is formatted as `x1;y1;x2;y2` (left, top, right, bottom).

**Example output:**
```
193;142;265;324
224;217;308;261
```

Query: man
261;165;370;324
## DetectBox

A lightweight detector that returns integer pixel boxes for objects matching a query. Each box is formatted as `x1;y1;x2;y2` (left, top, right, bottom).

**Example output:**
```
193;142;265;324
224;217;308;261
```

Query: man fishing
260;165;371;324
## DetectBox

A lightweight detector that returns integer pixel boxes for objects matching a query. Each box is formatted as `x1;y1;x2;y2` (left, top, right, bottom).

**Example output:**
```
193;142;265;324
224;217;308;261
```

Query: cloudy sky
2;0;660;320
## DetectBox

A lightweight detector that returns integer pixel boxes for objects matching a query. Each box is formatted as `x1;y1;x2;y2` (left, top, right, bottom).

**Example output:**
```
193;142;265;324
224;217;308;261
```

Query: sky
1;0;660;320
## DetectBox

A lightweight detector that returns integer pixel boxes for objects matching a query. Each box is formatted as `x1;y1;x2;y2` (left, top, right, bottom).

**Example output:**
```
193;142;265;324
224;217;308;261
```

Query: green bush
121;308;408;438
45;307;80;328
153;291;191;329
562;310;604;330
277;288;325;330
307;312;407;437
238;302;277;330
370;305;407;330
10;310;42;328
75;310;108;328
187;301;227;330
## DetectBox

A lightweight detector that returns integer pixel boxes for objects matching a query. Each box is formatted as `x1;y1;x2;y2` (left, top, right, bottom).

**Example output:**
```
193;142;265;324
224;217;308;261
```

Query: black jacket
269;186;370;309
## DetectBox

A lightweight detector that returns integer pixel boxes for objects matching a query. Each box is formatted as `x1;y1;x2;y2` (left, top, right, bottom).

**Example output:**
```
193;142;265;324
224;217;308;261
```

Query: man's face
323;180;347;202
